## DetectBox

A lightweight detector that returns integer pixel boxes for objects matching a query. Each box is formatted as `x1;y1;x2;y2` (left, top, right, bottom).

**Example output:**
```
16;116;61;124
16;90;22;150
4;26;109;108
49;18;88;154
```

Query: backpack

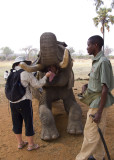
5;69;26;102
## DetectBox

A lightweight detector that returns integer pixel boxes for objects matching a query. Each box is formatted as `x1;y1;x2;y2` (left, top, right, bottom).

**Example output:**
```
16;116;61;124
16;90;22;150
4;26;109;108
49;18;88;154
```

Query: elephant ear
57;41;68;47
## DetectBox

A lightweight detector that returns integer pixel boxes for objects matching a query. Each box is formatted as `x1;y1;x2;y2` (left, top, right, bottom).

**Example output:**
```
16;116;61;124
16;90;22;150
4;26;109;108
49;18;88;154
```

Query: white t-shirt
4;71;9;79
10;66;47;103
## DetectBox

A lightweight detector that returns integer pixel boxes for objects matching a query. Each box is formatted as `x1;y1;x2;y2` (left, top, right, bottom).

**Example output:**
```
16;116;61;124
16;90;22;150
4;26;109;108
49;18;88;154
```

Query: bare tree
21;46;38;60
104;45;113;56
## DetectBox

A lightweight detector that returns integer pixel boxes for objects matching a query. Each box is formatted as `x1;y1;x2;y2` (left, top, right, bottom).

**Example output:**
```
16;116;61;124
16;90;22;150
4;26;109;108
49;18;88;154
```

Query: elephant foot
41;126;59;141
67;121;83;135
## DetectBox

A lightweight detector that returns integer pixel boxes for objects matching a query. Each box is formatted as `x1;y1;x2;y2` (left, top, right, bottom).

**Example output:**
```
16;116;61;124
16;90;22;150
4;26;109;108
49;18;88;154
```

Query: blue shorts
10;100;35;136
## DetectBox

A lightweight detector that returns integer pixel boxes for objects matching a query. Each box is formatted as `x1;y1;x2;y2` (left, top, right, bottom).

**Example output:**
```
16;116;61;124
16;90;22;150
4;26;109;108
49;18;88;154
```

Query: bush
0;54;6;61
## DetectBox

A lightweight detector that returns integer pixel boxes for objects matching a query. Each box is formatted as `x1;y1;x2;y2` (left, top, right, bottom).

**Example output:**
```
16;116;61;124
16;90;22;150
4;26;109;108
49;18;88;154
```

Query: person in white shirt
4;70;9;81
10;56;52;151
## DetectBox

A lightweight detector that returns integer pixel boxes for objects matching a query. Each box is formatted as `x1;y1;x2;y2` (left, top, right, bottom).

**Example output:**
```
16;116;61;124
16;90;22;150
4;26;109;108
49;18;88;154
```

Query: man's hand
90;112;102;124
45;71;52;77
93;112;102;123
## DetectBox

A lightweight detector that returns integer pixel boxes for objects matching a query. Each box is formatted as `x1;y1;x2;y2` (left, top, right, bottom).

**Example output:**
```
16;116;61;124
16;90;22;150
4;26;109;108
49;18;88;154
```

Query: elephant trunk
19;48;69;72
19;62;44;72
40;32;59;66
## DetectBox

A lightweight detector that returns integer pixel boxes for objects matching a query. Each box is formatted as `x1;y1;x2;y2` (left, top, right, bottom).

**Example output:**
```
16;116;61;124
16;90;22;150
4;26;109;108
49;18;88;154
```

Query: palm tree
94;0;104;10
93;0;114;10
93;7;114;51
111;0;114;9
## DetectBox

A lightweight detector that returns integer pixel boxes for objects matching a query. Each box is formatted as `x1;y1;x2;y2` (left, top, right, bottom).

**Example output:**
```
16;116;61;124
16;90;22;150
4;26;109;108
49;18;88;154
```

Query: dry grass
73;59;92;79
0;61;13;85
0;59;114;85
73;59;114;80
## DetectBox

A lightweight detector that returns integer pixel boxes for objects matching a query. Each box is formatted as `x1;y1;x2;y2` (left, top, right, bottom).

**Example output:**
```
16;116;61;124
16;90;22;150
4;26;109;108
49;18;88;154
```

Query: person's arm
93;84;108;123
92;60;111;123
21;71;52;89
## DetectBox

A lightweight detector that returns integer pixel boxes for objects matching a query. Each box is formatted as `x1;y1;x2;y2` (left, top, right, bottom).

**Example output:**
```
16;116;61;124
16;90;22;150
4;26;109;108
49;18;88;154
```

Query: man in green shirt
75;35;114;160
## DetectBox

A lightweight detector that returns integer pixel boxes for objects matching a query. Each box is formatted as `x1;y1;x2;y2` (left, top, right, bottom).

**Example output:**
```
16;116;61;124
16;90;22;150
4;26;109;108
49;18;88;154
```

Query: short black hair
12;62;20;69
88;35;104;49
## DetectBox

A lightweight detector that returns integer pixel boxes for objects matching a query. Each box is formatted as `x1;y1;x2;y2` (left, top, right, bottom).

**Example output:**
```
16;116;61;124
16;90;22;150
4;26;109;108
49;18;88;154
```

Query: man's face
87;40;96;55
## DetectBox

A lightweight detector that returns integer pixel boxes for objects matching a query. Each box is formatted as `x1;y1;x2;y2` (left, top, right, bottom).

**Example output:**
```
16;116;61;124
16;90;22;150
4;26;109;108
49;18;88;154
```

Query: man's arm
93;84;108;123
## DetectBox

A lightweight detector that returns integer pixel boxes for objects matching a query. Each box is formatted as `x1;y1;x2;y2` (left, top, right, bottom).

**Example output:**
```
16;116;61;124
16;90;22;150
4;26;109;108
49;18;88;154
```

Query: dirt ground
0;80;114;160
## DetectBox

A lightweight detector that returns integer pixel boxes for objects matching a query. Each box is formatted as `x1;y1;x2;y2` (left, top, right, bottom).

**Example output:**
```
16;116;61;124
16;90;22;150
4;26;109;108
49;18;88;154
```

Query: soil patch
0;81;114;160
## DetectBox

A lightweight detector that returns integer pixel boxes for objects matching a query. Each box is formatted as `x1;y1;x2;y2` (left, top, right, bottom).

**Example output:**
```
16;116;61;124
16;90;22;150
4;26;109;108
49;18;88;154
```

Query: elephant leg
63;98;83;135
39;104;59;141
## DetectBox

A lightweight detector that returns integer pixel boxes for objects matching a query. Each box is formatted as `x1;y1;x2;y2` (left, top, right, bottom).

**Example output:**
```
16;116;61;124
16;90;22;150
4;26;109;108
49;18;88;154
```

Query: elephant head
20;32;70;72
39;32;69;68
20;32;74;88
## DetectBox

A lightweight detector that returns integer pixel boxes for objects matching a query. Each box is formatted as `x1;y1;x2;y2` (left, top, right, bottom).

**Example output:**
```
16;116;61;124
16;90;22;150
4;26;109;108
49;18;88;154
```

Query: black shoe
88;156;96;160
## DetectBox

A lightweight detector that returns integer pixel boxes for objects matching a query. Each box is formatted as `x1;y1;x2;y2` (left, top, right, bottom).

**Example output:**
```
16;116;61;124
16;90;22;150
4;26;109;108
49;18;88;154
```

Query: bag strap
10;69;24;73
16;69;25;88
16;69;24;74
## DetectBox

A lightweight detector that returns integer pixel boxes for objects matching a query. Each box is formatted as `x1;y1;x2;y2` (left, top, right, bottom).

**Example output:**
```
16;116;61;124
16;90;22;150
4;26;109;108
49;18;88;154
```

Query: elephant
20;32;83;141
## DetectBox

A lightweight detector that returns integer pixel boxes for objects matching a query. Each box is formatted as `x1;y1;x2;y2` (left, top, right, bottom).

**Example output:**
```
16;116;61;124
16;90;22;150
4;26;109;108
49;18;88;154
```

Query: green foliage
109;55;114;59
1;47;14;56
72;55;92;59
0;54;6;61
0;52;38;62
111;0;114;9
94;0;104;10
94;0;114;10
0;47;14;60
93;7;114;31
93;7;114;51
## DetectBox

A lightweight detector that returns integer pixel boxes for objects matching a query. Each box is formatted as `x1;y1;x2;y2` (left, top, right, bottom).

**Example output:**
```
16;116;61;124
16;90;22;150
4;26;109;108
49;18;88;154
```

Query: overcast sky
0;0;114;54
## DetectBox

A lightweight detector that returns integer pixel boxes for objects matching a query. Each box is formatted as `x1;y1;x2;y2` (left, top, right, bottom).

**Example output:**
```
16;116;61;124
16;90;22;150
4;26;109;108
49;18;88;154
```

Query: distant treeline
0;54;114;62
71;55;114;60
0;53;38;61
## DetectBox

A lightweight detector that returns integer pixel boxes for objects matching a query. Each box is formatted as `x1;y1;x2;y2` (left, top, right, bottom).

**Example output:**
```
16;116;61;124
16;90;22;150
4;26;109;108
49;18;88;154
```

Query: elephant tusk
19;62;44;72
59;49;69;68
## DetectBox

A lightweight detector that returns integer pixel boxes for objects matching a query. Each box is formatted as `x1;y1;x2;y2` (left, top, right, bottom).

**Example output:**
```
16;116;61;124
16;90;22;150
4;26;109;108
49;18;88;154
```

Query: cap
12;56;32;68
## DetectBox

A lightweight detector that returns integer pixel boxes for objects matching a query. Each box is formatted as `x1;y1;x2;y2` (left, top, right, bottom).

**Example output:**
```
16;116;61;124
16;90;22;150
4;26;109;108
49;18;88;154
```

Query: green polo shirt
88;51;114;108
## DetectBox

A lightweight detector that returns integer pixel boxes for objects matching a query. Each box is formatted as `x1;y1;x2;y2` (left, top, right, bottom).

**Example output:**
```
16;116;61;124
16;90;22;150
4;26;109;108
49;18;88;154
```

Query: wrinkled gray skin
21;32;83;141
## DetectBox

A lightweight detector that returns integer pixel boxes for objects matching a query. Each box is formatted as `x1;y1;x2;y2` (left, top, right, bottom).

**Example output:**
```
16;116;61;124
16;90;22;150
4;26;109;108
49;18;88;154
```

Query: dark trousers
10;99;34;136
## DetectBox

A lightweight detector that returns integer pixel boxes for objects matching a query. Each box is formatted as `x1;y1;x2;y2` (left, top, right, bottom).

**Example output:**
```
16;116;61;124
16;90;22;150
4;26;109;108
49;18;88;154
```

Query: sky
0;0;114;55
